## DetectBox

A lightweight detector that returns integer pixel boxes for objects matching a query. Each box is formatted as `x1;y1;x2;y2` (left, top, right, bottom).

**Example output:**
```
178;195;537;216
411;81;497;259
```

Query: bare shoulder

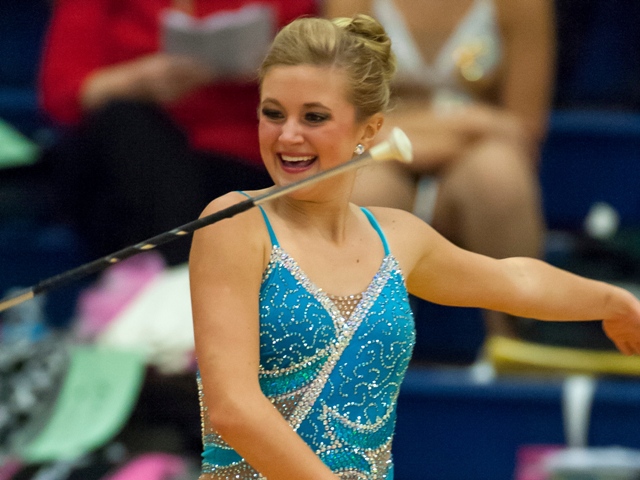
364;206;438;262
198;189;272;230
196;191;258;238
199;190;256;216
190;190;272;271
365;205;431;229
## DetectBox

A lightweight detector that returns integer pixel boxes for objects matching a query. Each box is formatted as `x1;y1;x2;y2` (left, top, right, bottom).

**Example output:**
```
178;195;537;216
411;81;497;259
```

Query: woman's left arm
381;209;640;355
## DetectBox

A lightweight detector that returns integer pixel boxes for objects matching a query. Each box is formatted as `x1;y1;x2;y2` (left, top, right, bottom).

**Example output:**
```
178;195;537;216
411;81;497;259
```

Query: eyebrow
260;98;330;110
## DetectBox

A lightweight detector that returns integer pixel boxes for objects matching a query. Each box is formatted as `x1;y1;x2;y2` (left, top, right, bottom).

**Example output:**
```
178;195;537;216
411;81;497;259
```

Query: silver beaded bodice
198;208;415;479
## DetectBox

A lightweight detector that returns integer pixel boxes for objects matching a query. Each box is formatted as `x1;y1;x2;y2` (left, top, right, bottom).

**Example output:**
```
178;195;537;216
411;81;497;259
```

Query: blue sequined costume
197;206;416;479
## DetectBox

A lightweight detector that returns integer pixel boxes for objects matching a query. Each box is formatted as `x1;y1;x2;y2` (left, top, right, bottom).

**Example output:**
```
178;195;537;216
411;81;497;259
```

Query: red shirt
38;0;317;164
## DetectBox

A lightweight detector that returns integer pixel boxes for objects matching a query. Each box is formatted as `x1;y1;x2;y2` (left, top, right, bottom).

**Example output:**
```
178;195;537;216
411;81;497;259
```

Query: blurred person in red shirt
38;0;317;265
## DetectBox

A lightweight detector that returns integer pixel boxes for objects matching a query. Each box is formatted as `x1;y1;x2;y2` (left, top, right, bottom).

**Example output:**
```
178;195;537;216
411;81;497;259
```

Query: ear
358;113;384;149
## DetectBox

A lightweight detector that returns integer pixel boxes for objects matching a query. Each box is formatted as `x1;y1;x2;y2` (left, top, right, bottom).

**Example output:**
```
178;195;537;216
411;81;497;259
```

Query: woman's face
259;64;370;191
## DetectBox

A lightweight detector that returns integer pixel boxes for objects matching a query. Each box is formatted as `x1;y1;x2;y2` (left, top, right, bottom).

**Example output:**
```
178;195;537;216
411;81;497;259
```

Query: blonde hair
259;15;396;121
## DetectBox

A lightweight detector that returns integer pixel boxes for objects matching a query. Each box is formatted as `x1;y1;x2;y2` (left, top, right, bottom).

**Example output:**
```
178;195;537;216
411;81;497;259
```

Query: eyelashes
304;112;330;123
260;107;331;125
261;108;284;120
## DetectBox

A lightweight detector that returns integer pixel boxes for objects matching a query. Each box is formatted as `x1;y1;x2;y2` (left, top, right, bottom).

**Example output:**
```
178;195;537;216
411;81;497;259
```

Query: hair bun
334;14;396;81
343;14;387;42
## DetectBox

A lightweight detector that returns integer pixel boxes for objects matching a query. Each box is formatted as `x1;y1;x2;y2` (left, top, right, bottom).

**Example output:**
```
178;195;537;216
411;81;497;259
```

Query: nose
279;118;304;144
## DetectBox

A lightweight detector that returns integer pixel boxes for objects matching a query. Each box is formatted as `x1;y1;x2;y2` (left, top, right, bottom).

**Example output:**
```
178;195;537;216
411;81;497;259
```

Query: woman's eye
261;108;284;120
305;112;329;124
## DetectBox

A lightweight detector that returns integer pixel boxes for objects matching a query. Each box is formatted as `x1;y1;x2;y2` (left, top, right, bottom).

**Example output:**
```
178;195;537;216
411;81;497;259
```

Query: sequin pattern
198;225;415;479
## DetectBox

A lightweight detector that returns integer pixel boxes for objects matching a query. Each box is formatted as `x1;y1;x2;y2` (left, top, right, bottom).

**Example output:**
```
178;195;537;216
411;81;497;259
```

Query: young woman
189;15;640;479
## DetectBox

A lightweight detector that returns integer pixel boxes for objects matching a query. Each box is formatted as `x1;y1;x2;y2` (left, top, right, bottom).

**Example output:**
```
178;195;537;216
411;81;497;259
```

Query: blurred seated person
38;0;317;266
324;0;556;337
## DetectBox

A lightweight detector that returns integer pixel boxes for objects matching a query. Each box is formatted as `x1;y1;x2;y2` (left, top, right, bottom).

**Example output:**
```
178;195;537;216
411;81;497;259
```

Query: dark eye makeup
261;108;284;120
260;105;331;125
304;112;330;124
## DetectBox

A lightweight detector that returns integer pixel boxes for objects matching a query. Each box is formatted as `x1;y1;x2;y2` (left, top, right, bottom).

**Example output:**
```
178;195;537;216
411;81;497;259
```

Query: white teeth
280;155;315;162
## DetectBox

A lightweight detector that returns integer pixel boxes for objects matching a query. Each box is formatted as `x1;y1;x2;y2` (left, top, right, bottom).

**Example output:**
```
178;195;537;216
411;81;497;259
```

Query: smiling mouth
279;154;317;170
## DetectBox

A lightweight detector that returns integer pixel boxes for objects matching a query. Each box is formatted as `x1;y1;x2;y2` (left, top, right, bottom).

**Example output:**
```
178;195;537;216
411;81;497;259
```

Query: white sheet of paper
161;4;276;77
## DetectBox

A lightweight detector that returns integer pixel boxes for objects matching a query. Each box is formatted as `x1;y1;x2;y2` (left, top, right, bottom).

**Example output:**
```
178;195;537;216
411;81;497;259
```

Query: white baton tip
369;127;413;164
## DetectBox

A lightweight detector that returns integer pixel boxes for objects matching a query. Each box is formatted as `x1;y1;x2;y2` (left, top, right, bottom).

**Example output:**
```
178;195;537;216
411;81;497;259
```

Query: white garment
97;265;195;374
373;0;502;110
373;0;503;219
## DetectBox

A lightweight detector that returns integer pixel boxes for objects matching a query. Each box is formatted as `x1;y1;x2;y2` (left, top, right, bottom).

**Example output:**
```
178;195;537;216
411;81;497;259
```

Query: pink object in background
75;252;166;340
0;458;22;480
514;445;564;480
102;453;187;480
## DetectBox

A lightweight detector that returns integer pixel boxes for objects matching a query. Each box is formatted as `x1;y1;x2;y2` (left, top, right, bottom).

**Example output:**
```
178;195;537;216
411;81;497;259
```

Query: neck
271;192;356;243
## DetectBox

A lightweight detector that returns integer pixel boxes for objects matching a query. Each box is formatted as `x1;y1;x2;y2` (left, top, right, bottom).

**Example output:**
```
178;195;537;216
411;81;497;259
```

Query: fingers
615;340;634;356
627;340;640;356
611;337;640;356
601;315;640;356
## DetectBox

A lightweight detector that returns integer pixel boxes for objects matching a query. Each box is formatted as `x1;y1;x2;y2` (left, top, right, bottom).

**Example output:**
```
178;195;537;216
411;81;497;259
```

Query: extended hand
602;293;640;355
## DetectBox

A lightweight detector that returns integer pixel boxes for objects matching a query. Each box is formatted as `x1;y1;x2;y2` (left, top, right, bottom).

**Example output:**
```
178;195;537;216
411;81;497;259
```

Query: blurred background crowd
2;1;640;479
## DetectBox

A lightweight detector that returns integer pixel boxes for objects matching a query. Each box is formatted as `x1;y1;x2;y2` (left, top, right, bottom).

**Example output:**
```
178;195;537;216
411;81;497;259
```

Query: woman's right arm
189;193;338;480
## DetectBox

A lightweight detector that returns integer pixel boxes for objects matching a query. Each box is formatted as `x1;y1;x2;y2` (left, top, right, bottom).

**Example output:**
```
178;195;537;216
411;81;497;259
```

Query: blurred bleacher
0;1;50;137
0;0;87;327
2;1;640;479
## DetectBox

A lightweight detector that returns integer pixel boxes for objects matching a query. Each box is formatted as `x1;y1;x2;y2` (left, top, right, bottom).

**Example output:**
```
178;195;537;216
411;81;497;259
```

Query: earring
354;144;365;155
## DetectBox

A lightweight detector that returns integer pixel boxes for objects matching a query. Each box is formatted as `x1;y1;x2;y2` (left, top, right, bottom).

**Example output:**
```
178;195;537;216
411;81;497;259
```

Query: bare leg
430;137;545;337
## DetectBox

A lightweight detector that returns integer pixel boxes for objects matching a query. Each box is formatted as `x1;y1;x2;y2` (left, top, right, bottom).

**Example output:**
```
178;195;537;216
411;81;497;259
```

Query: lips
279;154;317;171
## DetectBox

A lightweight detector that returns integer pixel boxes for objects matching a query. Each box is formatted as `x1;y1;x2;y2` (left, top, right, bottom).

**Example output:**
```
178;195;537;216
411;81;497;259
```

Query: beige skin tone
80;52;215;112
79;0;215;111
325;0;556;336
190;64;640;479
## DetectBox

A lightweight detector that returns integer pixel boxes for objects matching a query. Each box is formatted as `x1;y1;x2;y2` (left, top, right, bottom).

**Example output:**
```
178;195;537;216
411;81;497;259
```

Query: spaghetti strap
360;208;391;255
236;191;279;247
